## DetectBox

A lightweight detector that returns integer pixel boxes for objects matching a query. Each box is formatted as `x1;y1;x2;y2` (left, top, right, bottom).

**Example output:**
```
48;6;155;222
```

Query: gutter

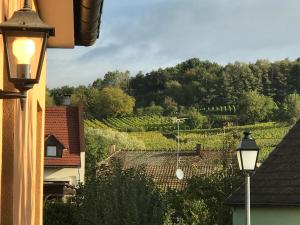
74;0;104;46
224;202;300;208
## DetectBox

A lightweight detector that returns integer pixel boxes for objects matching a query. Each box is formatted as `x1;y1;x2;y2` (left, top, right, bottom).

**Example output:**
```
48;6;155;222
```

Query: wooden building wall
0;1;46;225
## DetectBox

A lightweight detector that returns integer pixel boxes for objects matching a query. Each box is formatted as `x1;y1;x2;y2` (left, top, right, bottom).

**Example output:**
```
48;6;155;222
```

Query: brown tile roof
103;150;227;190
225;121;300;207
44;106;84;167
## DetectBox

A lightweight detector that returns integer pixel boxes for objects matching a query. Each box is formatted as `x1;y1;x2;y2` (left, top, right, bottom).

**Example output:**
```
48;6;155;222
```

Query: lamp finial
243;130;252;139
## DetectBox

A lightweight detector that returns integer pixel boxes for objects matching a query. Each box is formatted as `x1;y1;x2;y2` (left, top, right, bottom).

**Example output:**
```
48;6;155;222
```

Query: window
46;146;57;157
45;135;65;158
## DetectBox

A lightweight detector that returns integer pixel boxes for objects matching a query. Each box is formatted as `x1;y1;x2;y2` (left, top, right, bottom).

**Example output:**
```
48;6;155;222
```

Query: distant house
101;147;231;190
44;104;85;199
225;121;300;225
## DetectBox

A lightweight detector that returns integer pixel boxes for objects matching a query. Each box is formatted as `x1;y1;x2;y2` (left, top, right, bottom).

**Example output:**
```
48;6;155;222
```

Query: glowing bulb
13;38;35;64
176;169;184;180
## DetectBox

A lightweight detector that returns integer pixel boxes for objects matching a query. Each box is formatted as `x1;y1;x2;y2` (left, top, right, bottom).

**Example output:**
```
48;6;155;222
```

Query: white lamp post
236;131;260;225
174;115;187;180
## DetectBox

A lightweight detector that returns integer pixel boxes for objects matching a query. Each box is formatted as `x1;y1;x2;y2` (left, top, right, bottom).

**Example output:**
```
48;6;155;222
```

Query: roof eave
74;0;104;46
44;164;81;168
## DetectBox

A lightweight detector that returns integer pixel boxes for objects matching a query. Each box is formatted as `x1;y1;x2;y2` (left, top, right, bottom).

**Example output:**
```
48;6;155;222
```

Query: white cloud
47;0;300;88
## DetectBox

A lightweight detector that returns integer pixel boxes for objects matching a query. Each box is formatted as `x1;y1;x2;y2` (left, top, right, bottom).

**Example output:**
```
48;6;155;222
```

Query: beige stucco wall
80;151;85;184
0;1;46;225
44;152;85;186
233;207;300;225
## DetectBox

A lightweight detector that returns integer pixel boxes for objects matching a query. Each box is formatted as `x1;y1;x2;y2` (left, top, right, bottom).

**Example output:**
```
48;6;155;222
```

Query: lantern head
0;7;54;92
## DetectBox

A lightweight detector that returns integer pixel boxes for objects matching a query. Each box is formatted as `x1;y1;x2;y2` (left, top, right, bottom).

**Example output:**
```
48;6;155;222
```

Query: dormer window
45;134;65;158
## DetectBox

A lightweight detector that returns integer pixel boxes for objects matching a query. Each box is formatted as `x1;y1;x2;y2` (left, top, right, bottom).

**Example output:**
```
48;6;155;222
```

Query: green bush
165;165;243;225
76;161;166;225
143;103;164;115
238;91;277;124
279;93;300;124
206;114;237;128
44;202;77;225
85;127;145;180
95;87;135;118
185;110;207;129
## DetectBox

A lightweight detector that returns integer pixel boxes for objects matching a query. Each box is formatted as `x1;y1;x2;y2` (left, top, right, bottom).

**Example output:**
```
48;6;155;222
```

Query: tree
91;78;103;89
184;108;207;129
183;165;243;225
221;62;259;105
238;91;276;124
50;86;74;105
253;60;272;97
164;80;182;105
280;93;300;124
288;60;300;94
142;102;164;115
45;89;55;106
95;87;135;118
103;70;130;90
163;96;178;115
76;161;165;225
70;86;99;118
84;127;145;180
269;59;292;102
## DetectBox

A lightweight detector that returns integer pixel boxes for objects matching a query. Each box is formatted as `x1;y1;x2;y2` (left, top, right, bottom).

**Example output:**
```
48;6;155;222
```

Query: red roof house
101;149;231;190
44;104;85;198
44;106;84;167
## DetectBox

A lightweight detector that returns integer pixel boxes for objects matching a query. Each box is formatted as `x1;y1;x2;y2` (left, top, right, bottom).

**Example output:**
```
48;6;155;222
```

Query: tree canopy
76;161;165;225
238;91;276;123
48;57;300;122
96;87;135;118
280;93;300;123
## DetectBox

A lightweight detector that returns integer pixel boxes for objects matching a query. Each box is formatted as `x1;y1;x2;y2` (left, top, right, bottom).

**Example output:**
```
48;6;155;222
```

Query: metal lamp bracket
0;90;26;109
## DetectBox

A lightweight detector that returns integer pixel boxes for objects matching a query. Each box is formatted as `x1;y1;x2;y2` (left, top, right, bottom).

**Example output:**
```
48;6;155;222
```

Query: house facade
225;120;300;225
44;105;85;199
0;1;103;225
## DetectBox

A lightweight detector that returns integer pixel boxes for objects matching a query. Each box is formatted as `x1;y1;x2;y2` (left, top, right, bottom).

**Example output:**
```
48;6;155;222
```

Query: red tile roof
44;106;84;167
102;150;228;190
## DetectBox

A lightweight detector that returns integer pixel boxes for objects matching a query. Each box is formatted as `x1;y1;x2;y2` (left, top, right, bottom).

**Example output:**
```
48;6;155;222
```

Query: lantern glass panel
240;150;258;170
4;31;44;80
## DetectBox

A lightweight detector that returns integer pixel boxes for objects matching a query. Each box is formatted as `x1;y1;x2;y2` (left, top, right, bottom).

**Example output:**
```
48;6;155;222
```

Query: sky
47;0;300;88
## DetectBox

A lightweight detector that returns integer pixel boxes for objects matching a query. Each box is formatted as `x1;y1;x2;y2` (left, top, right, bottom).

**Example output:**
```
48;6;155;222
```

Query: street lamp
0;0;55;109
236;131;260;225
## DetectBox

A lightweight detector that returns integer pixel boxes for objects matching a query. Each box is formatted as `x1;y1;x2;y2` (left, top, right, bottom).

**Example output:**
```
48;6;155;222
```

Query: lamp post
173;114;187;180
236;131;260;225
0;0;54;109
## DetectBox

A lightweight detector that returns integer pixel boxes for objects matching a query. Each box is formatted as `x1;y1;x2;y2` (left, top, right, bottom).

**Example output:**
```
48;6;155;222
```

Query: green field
84;119;110;129
85;119;291;161
99;114;238;131
102;115;176;131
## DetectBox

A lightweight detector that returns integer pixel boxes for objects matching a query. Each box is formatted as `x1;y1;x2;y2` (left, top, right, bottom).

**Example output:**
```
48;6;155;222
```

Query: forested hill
129;58;300;108
48;57;300;119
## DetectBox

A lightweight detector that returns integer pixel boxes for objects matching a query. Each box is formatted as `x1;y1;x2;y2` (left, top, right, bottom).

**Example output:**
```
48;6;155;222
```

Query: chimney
61;94;71;106
195;144;201;155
